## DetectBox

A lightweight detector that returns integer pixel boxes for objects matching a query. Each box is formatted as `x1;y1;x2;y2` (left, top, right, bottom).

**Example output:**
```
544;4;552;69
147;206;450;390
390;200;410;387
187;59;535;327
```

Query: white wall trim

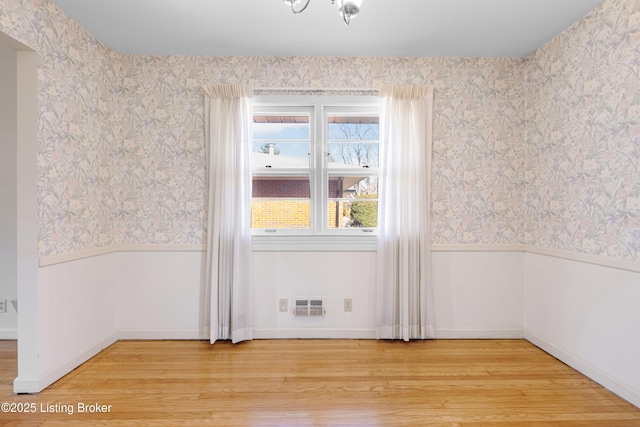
38;244;206;267
253;328;377;339
38;246;115;267
39;243;640;273
40;243;525;266
525;331;640;409
15;48;39;393
28;327;524;342
118;244;206;253
254;328;524;339
431;244;525;252
0;329;17;340
36;333;118;393
118;329;207;340
12;376;40;394
524;245;640;273
435;329;524;339
13;333;118;394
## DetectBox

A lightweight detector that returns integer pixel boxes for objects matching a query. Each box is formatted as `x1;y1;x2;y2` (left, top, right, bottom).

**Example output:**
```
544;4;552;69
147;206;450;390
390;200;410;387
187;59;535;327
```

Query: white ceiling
49;0;607;57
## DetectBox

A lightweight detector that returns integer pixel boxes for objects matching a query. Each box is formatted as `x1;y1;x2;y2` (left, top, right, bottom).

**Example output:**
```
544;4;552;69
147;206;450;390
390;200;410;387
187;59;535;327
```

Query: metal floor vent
293;299;325;317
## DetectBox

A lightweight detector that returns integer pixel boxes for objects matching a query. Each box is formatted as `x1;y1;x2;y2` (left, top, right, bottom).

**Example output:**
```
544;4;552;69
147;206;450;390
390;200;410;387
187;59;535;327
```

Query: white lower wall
433;251;524;338
117;250;207;339
30;254;118;392
524;252;640;408
251;251;377;338
115;249;524;340
26;246;640;409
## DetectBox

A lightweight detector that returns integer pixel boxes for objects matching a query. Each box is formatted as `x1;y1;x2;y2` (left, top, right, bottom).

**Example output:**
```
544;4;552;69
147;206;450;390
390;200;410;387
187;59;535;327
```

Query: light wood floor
1;339;639;426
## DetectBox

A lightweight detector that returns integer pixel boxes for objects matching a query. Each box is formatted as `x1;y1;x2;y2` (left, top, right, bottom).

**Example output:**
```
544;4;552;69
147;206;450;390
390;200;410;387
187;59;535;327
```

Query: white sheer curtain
376;84;435;341
203;83;253;344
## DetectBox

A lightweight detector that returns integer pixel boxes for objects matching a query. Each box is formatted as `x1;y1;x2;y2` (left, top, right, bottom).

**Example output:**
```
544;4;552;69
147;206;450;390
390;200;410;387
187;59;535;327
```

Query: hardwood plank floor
1;339;639;426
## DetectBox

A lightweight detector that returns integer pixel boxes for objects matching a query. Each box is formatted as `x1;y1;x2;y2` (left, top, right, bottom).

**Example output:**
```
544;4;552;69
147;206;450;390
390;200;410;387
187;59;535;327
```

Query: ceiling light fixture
283;0;363;26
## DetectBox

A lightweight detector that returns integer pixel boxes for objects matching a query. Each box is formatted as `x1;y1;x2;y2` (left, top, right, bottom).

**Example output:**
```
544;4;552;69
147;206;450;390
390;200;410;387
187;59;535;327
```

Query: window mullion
313;102;325;235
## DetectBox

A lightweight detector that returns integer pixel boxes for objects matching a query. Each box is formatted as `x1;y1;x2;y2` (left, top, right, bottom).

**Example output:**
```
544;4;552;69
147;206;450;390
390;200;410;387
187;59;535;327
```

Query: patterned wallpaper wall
1;0;637;262
524;0;640;261
0;0;119;257
117;55;525;247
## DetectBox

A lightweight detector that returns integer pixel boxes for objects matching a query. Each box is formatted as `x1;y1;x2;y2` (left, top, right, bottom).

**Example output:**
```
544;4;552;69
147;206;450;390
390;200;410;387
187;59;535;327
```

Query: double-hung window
251;96;379;250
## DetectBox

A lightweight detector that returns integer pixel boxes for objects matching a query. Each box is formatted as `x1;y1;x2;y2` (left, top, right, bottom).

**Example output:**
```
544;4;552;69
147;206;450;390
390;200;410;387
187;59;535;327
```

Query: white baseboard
12;376;41;394
435;329;524;339
255;329;524;340
118;328;525;340
253;328;377;339
13;332;118;394
525;331;640;409
0;329;17;340
118;329;207;340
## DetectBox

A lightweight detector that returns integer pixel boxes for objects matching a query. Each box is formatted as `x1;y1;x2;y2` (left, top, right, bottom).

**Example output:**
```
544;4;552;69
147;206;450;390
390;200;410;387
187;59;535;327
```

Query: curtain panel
203;83;253;344
376;84;435;341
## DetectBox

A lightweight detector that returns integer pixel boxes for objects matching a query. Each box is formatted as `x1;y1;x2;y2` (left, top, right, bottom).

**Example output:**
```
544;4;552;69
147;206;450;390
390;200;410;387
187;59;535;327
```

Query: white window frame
251;95;379;251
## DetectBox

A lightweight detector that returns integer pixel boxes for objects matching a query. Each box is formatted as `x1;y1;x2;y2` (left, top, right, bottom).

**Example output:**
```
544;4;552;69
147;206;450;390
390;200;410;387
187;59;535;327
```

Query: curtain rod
254;87;379;92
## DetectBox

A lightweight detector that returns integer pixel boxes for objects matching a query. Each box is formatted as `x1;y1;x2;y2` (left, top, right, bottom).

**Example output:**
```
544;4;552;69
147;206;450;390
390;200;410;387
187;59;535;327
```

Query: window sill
252;234;377;252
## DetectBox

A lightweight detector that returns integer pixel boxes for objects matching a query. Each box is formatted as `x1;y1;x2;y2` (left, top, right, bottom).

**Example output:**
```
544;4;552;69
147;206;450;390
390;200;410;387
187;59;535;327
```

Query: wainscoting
13;244;640;409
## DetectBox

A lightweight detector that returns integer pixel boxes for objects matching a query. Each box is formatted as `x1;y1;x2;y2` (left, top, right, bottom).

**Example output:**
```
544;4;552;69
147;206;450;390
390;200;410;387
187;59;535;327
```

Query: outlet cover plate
344;298;352;312
0;299;6;313
279;298;288;312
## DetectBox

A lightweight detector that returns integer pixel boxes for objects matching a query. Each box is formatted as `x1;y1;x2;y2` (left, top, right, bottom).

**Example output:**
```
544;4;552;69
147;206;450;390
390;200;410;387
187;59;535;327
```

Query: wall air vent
293;298;326;317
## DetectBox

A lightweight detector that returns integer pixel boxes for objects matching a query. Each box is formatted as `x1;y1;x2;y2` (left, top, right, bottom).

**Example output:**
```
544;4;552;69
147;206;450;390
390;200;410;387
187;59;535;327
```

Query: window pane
327;200;378;229
328;116;379;141
252;176;310;229
252;142;310;168
328;176;378;199
327;116;379;168
253;115;310;140
253;115;310;168
327;175;378;229
328;142;378;168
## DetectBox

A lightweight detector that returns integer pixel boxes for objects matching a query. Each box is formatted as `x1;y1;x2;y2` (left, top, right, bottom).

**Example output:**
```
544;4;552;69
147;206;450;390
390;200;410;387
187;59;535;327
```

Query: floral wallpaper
117;55;525;246
524;0;640;261
116;55;207;245
0;0;119;257
1;0;637;262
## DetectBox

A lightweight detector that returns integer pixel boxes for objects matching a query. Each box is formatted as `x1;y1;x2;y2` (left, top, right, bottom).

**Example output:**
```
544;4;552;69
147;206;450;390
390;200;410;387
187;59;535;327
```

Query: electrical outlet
0;299;6;313
279;298;288;313
344;298;352;312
